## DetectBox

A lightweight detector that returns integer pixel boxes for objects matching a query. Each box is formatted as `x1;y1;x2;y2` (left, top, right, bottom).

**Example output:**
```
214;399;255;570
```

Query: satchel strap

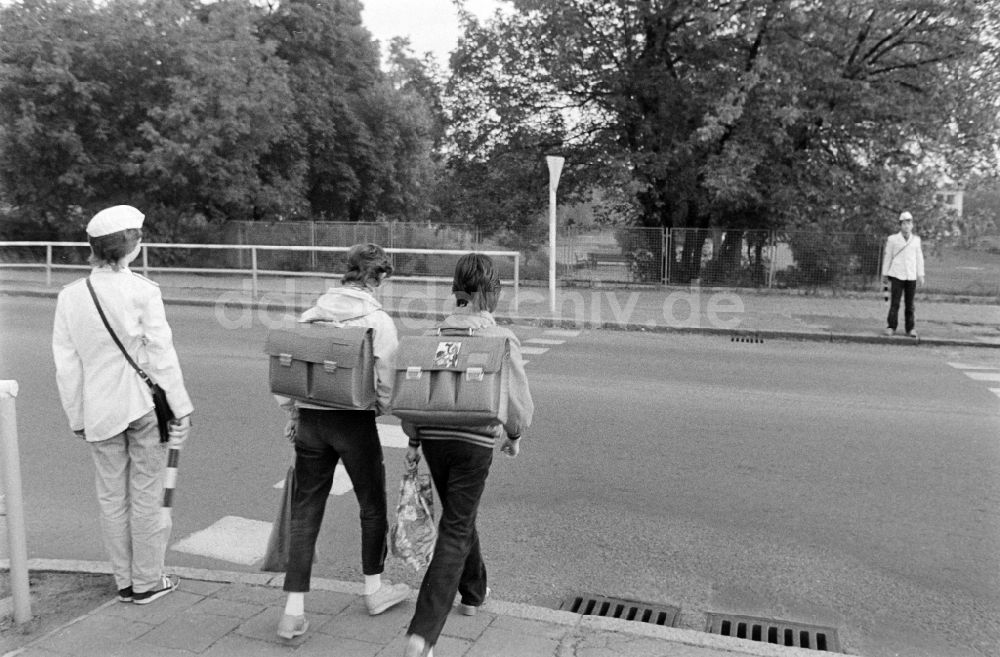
86;278;155;388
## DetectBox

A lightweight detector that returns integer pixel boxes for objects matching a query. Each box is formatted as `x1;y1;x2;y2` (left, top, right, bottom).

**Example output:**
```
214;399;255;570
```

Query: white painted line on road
544;329;581;338
171;516;271;566
376;422;410;449
331;464;353;495
964;372;1000;381
520;346;549;355
989;388;1000;398
948;362;1000;370
526;338;565;345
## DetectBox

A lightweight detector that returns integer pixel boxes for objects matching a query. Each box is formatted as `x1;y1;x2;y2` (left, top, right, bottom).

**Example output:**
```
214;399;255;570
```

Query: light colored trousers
89;410;170;592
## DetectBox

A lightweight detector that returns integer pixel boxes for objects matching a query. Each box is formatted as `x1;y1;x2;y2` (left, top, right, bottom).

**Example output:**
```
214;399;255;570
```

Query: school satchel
264;324;376;410
390;327;510;426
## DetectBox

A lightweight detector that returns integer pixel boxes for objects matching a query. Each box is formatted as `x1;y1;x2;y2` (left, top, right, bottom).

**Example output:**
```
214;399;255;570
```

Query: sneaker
132;574;178;605
364;581;410;616
906;330;918;338
883;328;894;336
276;613;309;640
458;587;491;616
117;586;133;603
404;634;433;657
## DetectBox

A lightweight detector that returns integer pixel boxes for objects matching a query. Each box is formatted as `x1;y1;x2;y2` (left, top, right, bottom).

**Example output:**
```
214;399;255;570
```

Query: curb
4;286;996;348
1;559;834;657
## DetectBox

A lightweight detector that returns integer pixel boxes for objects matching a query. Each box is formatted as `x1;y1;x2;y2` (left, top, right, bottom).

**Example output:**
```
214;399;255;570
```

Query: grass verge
0;570;114;654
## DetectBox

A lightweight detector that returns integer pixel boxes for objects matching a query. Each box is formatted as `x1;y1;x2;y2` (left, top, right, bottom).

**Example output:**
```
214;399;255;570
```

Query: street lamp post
546;155;564;315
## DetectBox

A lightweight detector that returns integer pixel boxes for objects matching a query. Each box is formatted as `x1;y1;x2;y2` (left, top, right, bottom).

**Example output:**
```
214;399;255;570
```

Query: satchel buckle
465;367;484;382
323;360;338;372
406;366;423;380
278;353;293;367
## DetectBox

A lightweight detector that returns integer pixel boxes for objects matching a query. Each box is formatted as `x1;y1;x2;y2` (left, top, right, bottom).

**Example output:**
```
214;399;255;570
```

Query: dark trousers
284;409;387;592
886;276;917;333
407;440;493;646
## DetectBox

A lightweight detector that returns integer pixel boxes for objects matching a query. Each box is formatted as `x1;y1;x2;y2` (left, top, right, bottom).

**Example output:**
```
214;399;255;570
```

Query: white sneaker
404;633;433;657
276;613;309;639
458;586;491;616
364;581;410;615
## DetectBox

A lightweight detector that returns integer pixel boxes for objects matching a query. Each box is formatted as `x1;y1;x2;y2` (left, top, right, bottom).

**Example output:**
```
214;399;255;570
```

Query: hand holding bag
86;278;175;442
389;455;437;571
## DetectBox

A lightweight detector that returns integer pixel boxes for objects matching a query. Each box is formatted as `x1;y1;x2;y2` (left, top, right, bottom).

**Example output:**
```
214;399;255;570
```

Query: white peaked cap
86;205;145;237
898;211;913;222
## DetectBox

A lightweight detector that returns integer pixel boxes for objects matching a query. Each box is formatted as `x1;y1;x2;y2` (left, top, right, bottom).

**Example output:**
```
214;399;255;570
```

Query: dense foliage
0;0;997;258
444;0;1000;275
0;0;438;239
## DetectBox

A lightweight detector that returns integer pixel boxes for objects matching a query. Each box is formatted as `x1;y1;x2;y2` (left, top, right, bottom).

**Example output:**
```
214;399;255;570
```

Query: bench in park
587;252;631;267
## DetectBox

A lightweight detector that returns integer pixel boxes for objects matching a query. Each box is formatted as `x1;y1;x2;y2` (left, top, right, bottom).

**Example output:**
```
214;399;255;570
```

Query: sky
360;0;502;66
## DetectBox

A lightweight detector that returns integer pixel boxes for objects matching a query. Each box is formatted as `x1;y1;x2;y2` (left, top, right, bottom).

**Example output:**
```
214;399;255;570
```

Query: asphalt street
1;296;998;657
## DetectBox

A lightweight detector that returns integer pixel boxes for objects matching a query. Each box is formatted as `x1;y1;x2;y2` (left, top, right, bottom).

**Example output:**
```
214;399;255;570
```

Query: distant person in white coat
881;211;925;337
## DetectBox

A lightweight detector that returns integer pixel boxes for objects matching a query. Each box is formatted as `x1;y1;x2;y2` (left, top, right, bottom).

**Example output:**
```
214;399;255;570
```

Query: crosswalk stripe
948;362;1000;370
526;338;565;345
272;421;408;496
377;422;410;448
520;346;549;355
964;372;1000;381
544;329;581;337
171;516;271;565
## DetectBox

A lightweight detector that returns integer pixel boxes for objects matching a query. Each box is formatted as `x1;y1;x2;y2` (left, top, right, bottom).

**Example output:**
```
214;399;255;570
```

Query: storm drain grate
731;330;764;343
558;594;679;627
705;613;842;652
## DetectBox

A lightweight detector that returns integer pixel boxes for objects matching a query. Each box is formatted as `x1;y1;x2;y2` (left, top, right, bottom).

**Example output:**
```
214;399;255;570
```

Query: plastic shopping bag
261;466;295;572
389;459;437;571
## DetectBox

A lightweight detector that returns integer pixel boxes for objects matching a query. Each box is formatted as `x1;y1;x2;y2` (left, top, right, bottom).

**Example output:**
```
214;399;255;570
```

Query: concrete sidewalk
3;560;833;657
2;268;999;347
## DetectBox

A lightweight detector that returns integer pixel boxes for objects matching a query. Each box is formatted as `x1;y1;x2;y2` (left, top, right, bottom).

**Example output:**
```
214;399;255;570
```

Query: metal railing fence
3;229;998;297
224;221;482;264
0;242;522;311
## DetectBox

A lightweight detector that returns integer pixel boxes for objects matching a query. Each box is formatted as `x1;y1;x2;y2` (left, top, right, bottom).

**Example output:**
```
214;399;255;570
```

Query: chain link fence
554;227;999;296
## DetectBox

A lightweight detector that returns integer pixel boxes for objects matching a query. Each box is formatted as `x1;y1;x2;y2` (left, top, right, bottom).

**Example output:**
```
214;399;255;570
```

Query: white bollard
0;380;31;624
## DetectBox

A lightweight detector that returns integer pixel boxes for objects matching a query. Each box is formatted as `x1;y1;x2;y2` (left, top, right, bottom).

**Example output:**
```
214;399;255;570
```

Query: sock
284;592;304;616
364;574;381;595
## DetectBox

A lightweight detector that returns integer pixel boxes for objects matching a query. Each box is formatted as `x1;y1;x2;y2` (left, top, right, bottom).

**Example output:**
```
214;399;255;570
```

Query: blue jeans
407;440;493;645
283;409;387;592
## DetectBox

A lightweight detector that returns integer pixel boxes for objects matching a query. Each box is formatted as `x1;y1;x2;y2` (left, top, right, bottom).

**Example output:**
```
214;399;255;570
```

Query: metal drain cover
705;612;841;652
558;594;679;626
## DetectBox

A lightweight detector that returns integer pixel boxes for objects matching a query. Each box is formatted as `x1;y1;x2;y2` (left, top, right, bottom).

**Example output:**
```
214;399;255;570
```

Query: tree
445;0;1000;277
0;0;306;239
259;0;438;223
133;0;307;229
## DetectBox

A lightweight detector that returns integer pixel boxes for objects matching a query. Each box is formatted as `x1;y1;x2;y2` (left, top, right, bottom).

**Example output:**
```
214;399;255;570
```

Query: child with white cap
52;205;193;604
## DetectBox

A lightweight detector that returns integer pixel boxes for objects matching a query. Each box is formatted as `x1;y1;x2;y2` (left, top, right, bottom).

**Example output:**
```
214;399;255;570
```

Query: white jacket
278;285;398;414
882;232;925;280
52;268;193;441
